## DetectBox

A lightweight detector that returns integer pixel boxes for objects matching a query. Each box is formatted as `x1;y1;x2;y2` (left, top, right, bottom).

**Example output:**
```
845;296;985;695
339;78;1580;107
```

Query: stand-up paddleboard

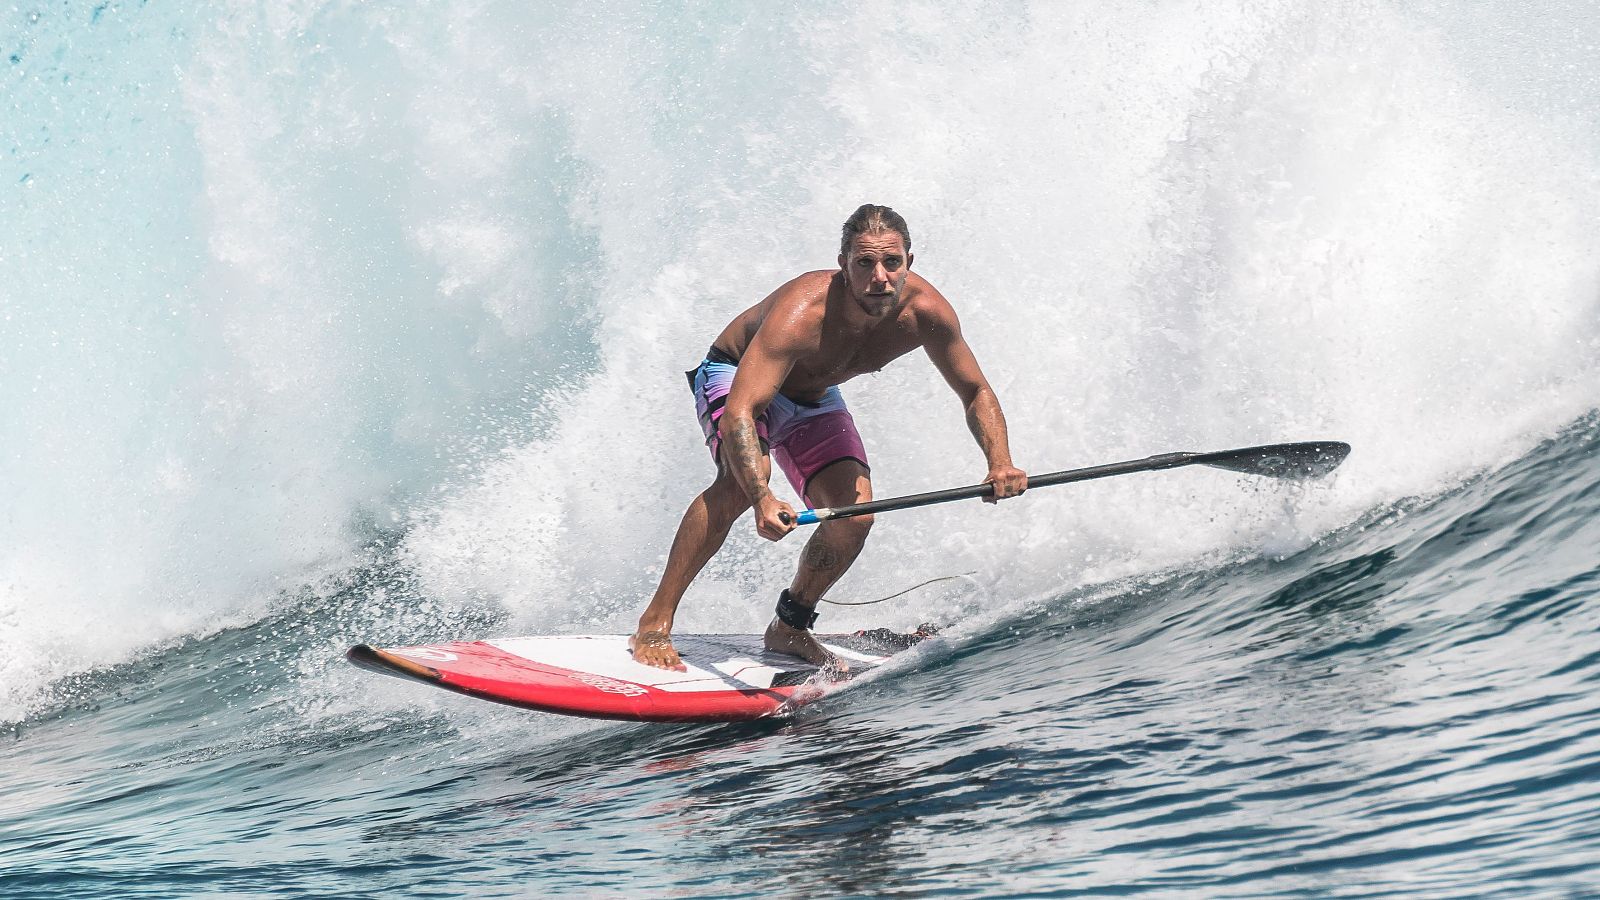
347;630;928;723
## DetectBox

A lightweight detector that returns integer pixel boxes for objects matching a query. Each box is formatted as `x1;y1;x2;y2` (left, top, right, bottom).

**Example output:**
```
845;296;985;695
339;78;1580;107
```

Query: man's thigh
771;406;870;507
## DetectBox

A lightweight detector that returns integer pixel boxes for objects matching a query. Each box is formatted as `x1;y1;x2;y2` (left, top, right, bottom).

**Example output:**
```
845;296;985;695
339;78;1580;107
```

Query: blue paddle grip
796;510;819;526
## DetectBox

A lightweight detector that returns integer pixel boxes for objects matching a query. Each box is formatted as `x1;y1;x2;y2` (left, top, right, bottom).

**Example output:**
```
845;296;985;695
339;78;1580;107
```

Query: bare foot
630;629;687;672
764;618;849;679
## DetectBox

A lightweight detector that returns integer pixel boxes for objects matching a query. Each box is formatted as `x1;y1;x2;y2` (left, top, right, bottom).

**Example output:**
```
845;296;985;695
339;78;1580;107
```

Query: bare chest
782;316;922;398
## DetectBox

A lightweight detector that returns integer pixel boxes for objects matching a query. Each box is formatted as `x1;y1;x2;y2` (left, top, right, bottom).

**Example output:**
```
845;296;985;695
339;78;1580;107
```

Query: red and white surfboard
347;632;922;722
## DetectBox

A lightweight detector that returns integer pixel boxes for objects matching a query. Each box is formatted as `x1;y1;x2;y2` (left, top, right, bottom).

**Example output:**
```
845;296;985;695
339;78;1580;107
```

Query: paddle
780;441;1351;526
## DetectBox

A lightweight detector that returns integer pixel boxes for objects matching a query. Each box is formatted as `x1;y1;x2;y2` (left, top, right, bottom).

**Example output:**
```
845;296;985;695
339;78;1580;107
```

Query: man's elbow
718;410;758;442
962;385;994;410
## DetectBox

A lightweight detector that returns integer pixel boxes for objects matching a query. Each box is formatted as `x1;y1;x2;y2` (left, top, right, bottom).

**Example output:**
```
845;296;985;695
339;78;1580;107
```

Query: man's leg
631;459;763;670
764;460;873;669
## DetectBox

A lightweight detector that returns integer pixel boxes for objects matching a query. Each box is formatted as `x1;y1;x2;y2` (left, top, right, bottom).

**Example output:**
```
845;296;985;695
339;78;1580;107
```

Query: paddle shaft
790;452;1193;525
784;441;1351;525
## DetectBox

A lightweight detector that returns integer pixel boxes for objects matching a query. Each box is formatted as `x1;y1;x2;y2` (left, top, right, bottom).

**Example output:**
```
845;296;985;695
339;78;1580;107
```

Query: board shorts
686;346;869;506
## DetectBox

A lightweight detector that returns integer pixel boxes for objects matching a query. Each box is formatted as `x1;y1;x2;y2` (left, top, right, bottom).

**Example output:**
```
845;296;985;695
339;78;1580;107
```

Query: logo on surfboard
567;672;647;697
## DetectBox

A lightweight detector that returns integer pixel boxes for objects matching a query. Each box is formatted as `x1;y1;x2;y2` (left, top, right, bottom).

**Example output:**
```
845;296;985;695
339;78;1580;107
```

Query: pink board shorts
687;348;869;506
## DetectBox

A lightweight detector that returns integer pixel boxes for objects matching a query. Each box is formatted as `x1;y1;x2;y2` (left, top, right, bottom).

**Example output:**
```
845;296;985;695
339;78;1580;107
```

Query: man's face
838;231;912;317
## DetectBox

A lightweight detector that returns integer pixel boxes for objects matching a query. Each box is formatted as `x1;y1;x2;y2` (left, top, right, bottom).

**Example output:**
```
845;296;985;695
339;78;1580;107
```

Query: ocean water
4;1;1599;896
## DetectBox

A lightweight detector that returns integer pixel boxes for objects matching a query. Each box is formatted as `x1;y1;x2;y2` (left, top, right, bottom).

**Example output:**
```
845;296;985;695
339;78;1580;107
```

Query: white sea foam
2;1;1597;721
404;1;1600;633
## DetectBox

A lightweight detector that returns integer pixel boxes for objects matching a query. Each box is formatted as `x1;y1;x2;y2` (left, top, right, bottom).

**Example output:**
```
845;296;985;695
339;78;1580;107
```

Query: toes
632;647;686;672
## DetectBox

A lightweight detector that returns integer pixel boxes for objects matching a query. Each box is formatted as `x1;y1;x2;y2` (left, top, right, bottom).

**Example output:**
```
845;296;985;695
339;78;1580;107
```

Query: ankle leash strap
776;589;819;630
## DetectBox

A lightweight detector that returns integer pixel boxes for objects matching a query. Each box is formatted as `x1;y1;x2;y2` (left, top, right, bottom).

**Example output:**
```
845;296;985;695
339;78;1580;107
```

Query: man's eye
884;258;902;269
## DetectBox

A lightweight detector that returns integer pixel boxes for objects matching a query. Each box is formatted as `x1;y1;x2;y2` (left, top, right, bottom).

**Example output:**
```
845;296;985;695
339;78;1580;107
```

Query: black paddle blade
1191;441;1351;479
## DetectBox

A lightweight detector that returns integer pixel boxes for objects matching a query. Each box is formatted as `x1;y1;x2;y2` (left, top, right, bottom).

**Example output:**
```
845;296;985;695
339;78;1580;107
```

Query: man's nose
872;263;889;283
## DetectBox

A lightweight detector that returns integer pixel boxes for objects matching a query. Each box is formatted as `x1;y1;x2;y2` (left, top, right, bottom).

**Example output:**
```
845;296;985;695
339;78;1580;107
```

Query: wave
3;0;1598;724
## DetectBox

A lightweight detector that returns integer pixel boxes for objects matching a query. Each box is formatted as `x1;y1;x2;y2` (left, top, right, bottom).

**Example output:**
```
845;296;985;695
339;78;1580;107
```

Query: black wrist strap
776;589;819;630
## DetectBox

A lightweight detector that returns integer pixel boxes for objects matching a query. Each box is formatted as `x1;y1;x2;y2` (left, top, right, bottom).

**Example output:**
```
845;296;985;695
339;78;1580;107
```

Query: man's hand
754;494;798;541
983;464;1028;504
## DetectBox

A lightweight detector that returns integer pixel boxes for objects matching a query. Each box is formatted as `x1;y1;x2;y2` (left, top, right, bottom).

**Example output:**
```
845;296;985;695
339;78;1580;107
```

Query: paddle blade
1192;441;1351;479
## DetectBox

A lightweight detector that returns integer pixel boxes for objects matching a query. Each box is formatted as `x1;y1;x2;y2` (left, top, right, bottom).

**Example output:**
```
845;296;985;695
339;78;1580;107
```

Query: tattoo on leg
804;540;841;572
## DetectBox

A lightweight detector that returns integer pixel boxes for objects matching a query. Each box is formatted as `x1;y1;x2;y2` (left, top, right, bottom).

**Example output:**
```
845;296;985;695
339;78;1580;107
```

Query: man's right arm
719;309;807;540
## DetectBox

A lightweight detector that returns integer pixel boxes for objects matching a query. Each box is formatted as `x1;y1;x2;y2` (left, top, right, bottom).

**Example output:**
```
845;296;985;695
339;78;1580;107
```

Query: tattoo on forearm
727;418;770;499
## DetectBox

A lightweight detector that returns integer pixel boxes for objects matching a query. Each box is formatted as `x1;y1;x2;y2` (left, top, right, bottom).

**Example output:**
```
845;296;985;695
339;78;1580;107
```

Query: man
630;204;1027;671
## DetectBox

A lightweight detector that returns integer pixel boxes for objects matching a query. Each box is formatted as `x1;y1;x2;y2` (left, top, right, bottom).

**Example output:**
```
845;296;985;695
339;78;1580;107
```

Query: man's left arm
921;300;1027;503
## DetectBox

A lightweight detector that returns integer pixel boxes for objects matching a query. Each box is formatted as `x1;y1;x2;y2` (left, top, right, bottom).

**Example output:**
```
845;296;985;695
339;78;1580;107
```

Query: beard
857;274;906;315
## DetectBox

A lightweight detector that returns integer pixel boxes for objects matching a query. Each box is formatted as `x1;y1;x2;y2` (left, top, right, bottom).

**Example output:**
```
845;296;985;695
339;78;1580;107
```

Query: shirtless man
629;204;1027;671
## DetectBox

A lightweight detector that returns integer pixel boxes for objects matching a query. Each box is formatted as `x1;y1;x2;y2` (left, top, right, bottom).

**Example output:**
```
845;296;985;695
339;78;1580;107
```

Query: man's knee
705;471;750;523
805;459;872;509
828;512;873;546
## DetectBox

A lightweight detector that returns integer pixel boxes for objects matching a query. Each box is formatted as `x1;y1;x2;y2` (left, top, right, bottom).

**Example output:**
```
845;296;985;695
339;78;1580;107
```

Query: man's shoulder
902;273;957;323
752;271;834;350
768;270;836;315
784;269;838;295
904;271;945;300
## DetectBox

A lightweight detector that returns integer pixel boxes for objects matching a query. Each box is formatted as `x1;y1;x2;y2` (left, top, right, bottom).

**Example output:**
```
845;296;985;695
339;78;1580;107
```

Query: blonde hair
840;204;911;255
